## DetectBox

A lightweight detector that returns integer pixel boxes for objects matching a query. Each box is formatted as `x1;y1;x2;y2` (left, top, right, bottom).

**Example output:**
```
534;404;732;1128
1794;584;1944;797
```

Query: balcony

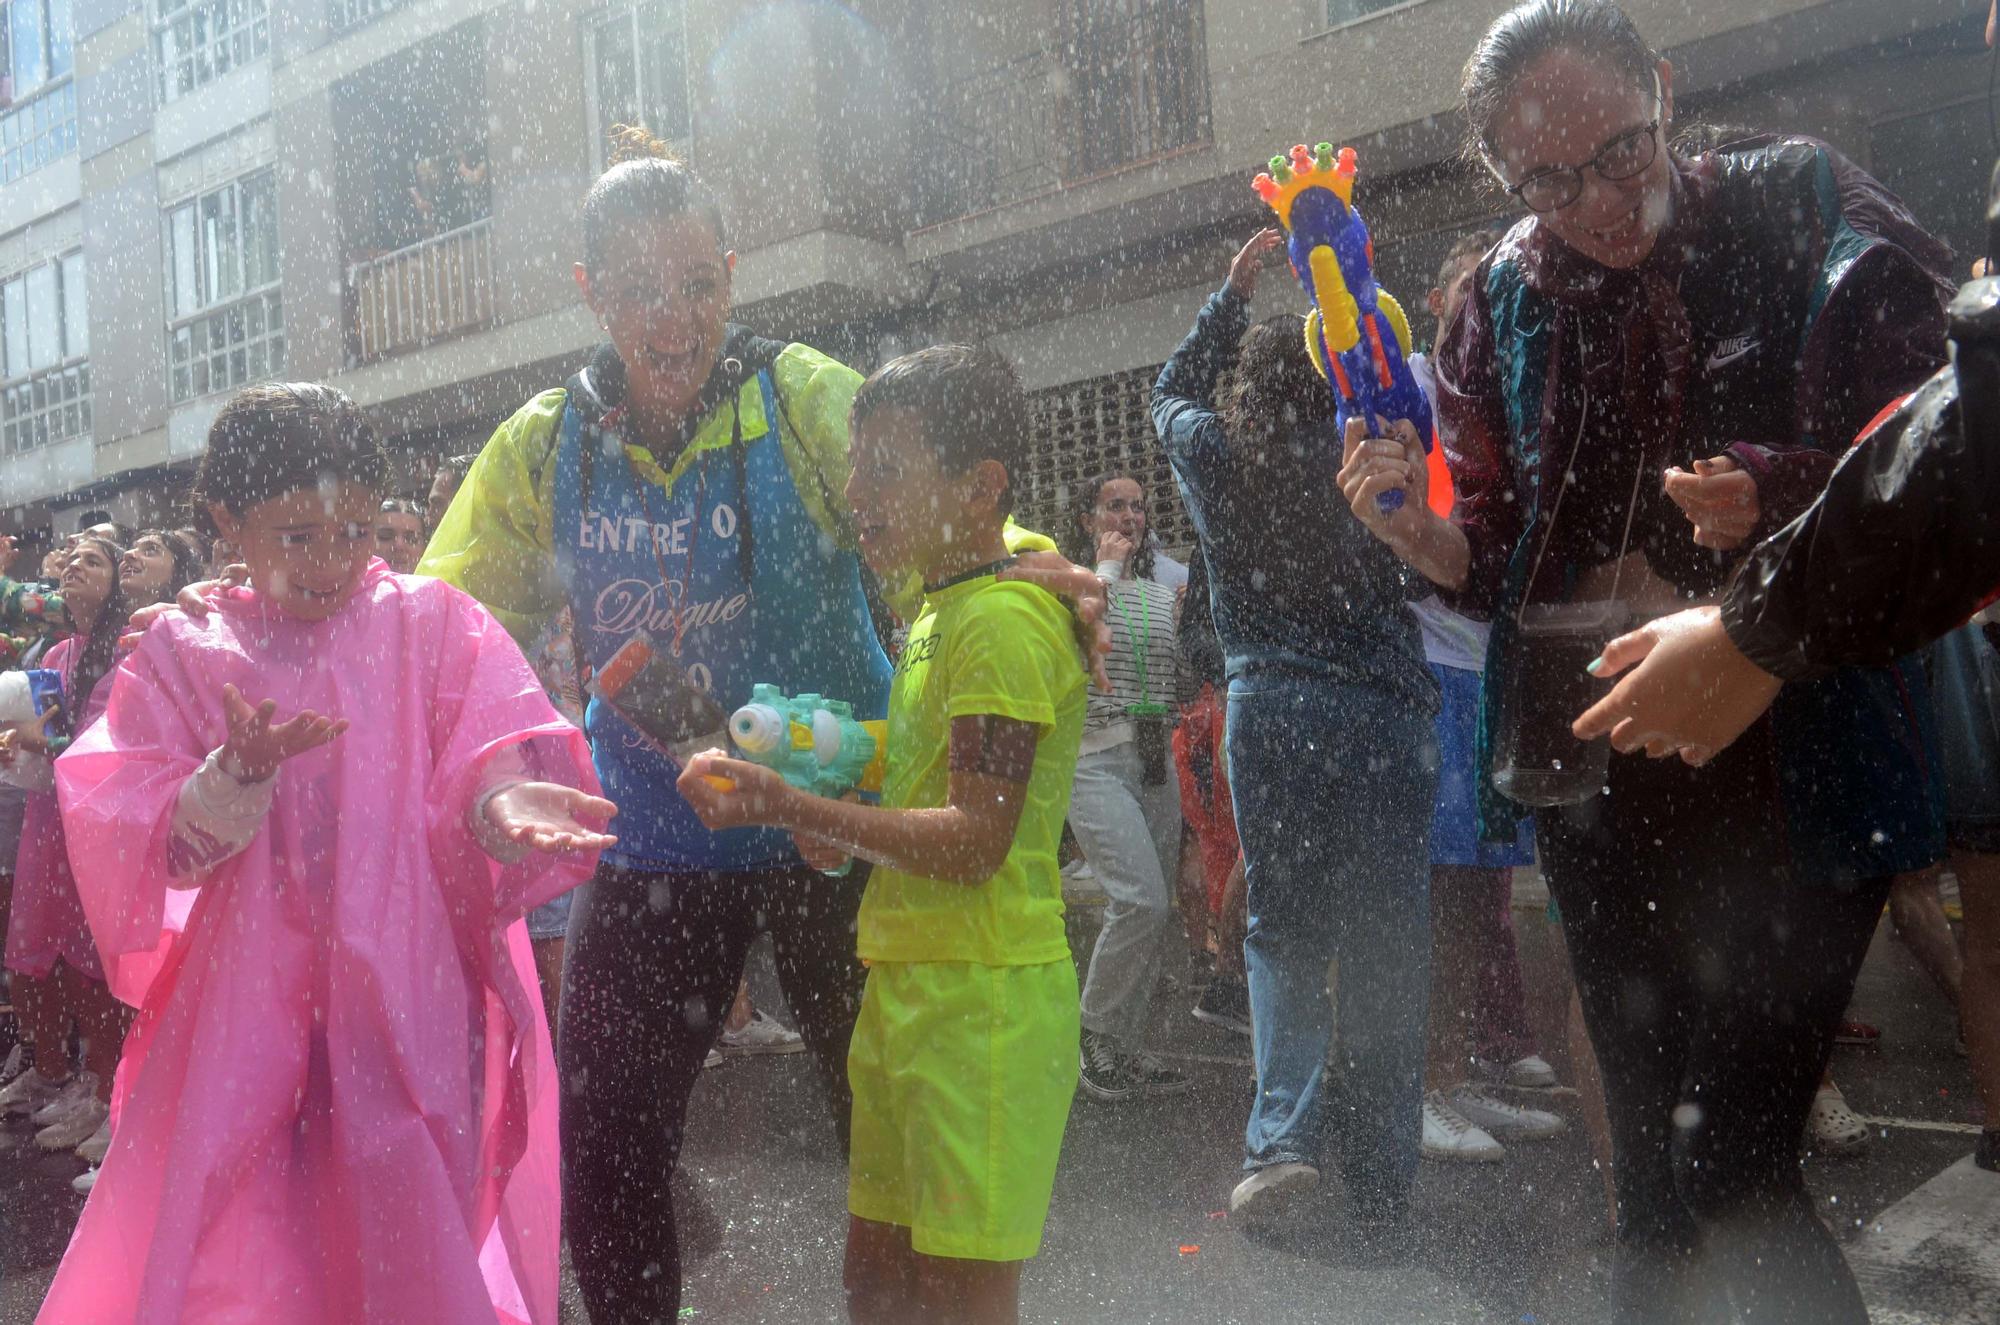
0;78;76;186
921;0;1210;225
2;358;91;456
345;218;495;364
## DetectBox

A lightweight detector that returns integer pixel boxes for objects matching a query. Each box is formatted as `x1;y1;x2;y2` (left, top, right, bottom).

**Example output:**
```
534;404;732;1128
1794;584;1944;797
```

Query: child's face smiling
213;482;380;621
845;406;962;580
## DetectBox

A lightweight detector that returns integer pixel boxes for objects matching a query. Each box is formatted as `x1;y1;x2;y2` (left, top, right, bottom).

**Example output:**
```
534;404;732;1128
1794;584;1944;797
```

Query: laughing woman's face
1489;51;1677;271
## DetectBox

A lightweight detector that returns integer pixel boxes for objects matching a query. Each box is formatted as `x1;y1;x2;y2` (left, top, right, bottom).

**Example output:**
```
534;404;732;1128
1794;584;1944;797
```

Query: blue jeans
1226;676;1437;1212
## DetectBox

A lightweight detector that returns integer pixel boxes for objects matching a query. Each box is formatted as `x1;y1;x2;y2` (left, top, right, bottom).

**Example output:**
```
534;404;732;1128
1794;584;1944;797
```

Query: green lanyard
1109;582;1168;718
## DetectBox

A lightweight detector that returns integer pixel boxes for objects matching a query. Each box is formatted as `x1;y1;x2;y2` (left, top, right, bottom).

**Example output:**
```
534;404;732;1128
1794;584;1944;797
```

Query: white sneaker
1808;1085;1870;1156
1229;1161;1319;1220
74;1115;113;1165
1448;1083;1566;1141
30;1071;99;1128
0;1042;25;1087
702;1047;723;1069
0;1066;63;1118
35;1096;109;1152
70;1166;98;1195
1423;1091;1506;1162
717;1009;805;1058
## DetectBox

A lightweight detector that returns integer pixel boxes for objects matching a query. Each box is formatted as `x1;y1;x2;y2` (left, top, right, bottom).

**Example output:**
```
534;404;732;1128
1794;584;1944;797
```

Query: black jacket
1721;273;2000;679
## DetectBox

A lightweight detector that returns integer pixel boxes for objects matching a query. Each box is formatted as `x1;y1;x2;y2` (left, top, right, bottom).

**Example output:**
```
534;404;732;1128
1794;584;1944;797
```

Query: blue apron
551;375;892;872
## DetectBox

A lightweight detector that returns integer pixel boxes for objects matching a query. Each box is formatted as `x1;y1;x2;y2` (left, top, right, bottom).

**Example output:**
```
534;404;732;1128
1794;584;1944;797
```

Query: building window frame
1;247;90;455
0;0;78;183
152;0;270;105
583;0;692;173
162;167;285;403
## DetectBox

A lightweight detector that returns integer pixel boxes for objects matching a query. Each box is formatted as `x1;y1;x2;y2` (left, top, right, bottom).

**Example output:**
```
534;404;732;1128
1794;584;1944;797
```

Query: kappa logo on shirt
893;632;941;677
1703;332;1761;373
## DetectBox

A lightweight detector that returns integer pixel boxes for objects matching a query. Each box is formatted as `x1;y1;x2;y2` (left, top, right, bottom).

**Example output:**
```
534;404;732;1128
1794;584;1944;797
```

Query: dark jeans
558;859;868;1323
1542;737;1889;1325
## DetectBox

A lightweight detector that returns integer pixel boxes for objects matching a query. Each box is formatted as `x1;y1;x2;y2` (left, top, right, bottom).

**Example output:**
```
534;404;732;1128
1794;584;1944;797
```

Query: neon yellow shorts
847;958;1080;1262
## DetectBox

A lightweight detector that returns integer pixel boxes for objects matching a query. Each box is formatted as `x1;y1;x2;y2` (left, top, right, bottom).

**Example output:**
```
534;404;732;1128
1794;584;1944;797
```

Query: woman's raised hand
219;683;348;782
1226;227;1285;301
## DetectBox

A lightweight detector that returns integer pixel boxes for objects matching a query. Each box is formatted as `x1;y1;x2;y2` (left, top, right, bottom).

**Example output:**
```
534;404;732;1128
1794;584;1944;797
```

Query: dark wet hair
126;528;203;605
63;535;131;733
1461;0;1659;161
851;344;1029;520
1221;315;1336;443
378;498;425;519
582;124;727;276
1437;227;1505;289
1062;473;1156;581
437;453;479;485
193;383;387;529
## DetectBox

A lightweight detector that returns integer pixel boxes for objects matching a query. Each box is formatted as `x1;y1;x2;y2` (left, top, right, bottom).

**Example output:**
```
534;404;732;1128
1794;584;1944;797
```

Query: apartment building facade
0;0;1988;550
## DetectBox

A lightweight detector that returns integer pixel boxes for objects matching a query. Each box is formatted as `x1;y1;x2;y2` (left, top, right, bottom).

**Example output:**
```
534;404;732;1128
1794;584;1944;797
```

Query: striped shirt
1083;576;1181;753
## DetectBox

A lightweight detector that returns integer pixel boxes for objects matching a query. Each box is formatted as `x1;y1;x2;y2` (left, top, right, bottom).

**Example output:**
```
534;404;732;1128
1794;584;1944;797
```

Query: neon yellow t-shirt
856;574;1087;966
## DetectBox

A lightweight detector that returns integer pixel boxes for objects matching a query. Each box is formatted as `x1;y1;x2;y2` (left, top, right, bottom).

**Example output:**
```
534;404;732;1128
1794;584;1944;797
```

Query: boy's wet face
845;406;962;579
214;482;381;621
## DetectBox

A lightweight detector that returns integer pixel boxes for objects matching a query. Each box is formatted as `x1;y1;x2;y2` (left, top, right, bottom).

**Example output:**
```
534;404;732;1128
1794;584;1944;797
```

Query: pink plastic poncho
43;562;600;1325
7;634;112;981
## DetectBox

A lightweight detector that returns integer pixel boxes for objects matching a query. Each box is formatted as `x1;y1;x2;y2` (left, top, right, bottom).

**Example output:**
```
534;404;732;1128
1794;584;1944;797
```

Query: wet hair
378;498;425;519
192;383;387;530
850;344;1029;520
582;124;727;276
125;528;203;605
1437;227;1505;289
1062;473;1156;582
63;535;131;734
1461;0;1659;162
1221;315;1336;443
437;453;479;485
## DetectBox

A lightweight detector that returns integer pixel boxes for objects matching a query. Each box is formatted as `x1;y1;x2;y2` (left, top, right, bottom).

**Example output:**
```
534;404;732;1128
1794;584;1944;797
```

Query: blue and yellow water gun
1253;143;1451;515
727;684;886;800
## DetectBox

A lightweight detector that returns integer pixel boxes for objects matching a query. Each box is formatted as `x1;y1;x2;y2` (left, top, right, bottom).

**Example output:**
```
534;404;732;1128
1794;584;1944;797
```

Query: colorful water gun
727;683;886;800
1253;143;1453;516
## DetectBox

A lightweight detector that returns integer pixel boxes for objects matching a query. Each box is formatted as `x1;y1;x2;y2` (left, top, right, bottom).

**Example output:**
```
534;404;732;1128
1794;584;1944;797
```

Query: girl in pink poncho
41;383;618;1325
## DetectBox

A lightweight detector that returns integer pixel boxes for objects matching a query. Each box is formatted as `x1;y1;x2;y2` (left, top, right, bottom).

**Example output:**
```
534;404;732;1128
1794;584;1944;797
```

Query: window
586;1;690;168
164;169;284;402
0;0;78;182
0;248;90;454
154;0;269;104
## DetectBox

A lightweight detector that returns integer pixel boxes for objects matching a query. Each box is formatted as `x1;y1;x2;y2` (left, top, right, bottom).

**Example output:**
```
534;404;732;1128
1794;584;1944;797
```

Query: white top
1403;352;1491;672
1081;575;1181;756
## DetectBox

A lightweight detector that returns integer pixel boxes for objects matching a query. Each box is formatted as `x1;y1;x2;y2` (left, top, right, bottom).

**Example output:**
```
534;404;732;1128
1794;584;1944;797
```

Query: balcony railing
2;359;92;456
329;0;411;33
346;218;495;364
0;79;78;185
922;0;1210;224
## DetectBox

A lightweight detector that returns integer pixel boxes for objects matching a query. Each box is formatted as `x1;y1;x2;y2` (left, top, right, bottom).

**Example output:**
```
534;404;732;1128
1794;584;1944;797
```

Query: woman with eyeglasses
1337;2;1953;1320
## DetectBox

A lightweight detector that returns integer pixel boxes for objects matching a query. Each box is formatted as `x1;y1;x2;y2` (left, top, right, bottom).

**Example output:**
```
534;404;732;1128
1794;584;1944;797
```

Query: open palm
483;781;619;854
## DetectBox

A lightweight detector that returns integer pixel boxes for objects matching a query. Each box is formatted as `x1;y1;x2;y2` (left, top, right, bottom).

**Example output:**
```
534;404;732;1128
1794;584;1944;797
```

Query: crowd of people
0;0;1996;1321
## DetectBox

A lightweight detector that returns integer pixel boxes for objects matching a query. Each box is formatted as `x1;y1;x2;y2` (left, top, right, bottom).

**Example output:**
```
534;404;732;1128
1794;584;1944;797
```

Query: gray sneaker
1126;1050;1192;1098
1230;1161;1320;1221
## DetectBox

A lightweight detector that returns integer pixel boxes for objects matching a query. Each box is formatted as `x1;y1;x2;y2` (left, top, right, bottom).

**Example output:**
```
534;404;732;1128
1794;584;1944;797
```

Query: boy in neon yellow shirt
679;344;1086;1321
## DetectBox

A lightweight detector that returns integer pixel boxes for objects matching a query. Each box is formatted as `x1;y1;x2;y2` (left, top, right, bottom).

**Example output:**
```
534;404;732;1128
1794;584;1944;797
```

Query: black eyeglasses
1505;119;1660;214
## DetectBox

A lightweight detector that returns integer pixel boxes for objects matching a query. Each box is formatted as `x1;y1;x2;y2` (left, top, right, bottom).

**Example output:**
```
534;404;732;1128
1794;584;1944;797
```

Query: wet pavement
2;886;1990;1323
